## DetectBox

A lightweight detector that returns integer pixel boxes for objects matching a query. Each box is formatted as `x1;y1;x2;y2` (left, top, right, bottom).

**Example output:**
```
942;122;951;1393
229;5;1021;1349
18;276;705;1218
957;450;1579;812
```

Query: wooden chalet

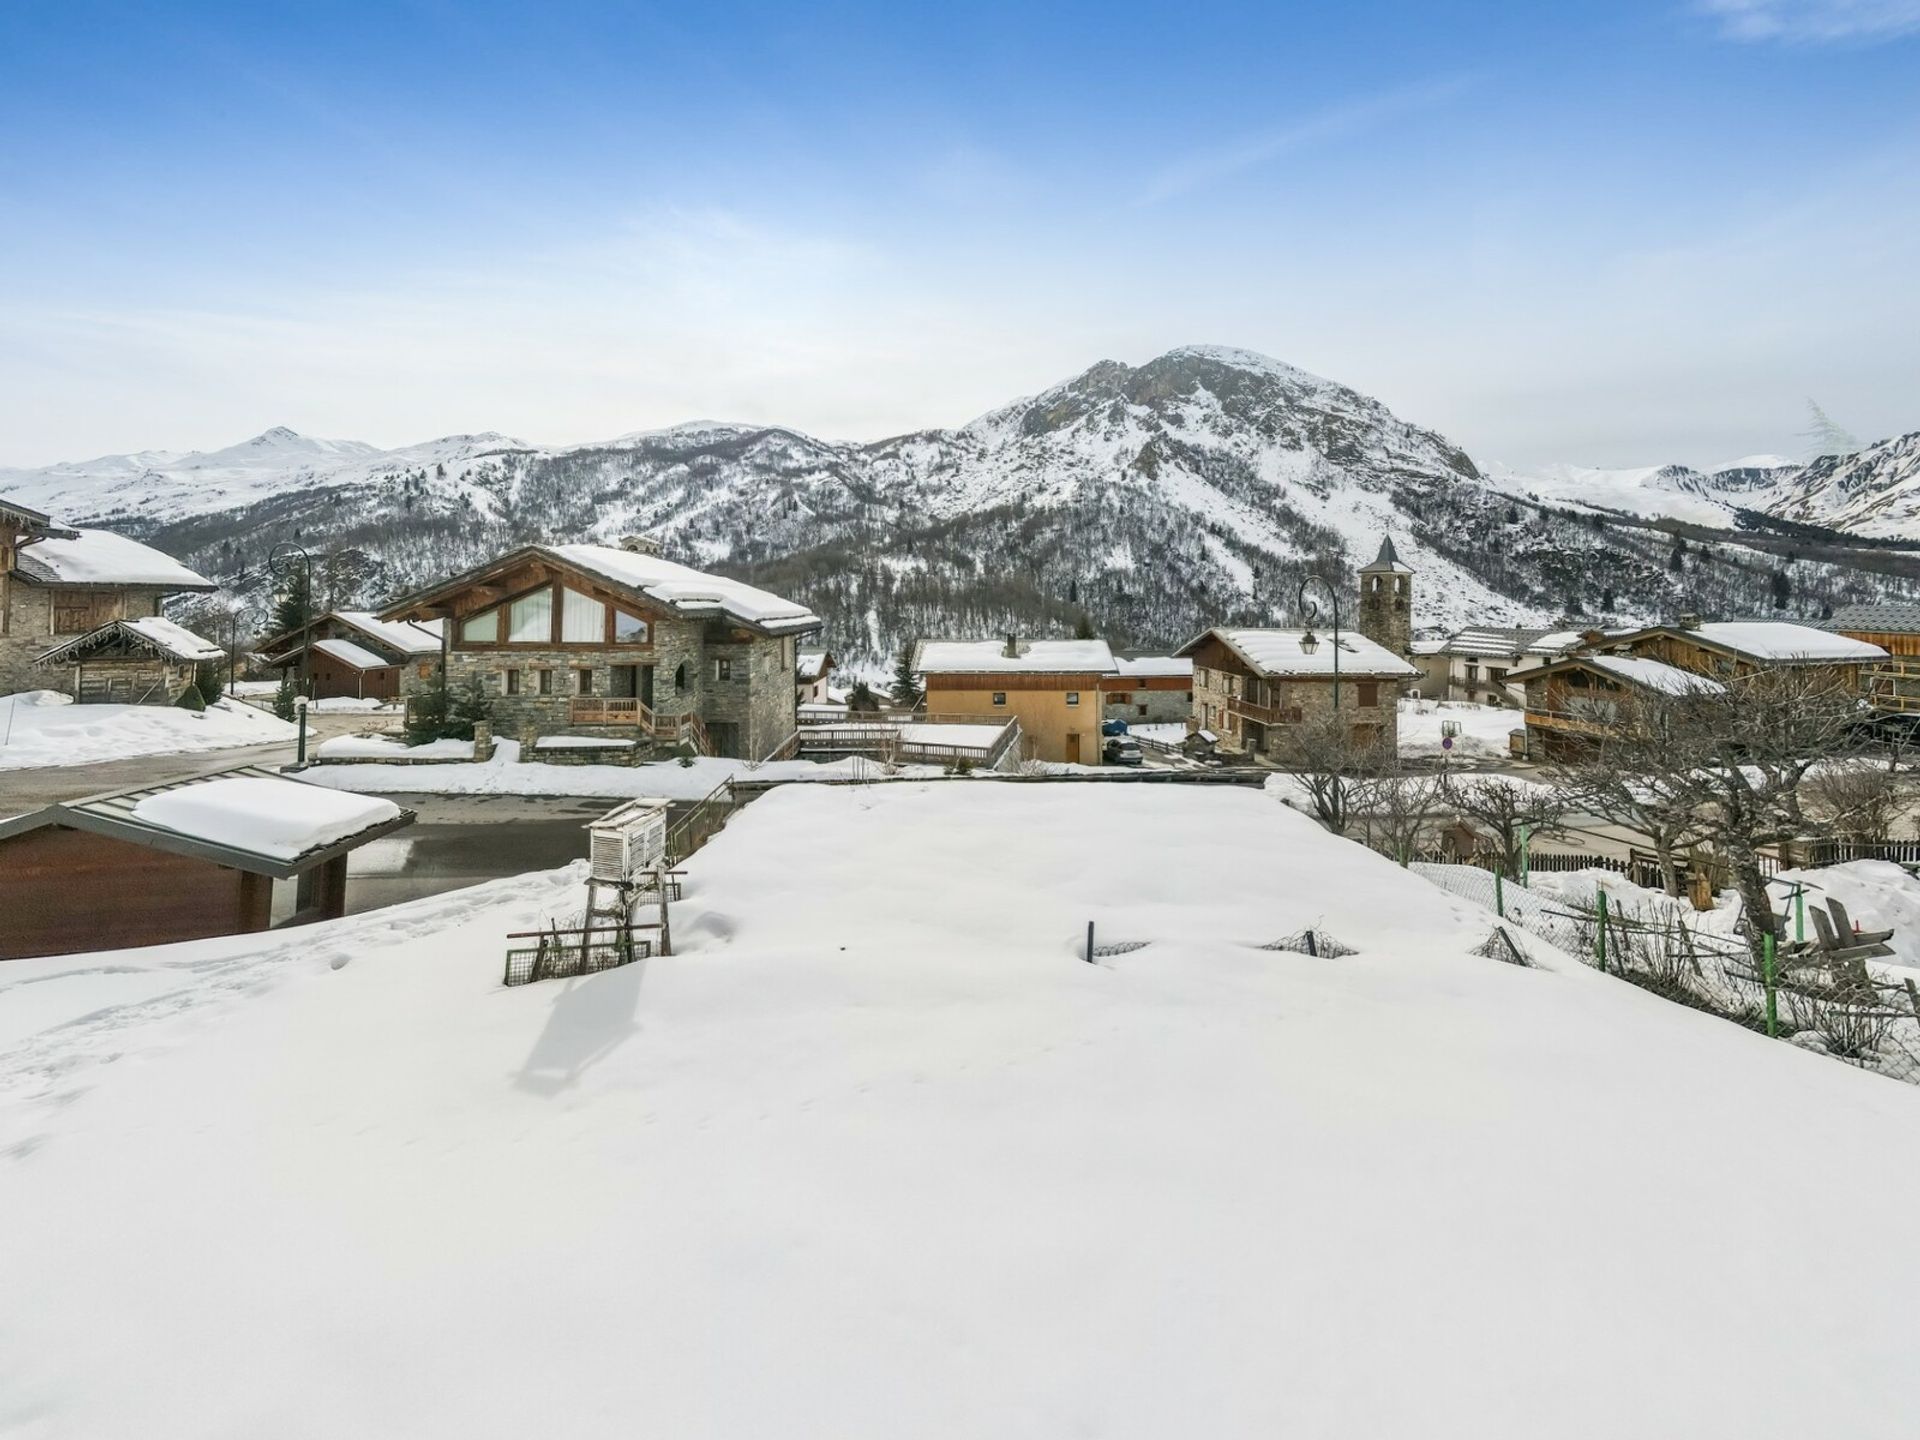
0;768;413;961
915;637;1117;764
35;615;224;704
260;610;445;701
380;539;822;759
1;496;214;696
1176;627;1418;758
1825;603;1920;716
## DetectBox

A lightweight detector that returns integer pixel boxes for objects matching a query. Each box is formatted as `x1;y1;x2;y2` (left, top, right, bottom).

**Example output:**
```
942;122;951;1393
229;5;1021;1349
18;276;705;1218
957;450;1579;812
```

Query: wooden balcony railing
571;696;653;726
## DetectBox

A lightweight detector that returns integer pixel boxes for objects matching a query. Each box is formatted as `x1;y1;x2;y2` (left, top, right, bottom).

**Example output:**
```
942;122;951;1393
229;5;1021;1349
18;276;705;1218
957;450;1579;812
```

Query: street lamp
1296;575;1342;711
224;594;246;697
268;542;315;700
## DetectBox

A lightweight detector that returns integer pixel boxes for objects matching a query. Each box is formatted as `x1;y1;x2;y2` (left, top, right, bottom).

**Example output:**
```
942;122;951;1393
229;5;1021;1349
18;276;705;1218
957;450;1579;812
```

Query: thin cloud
1133;75;1478;207
1698;0;1920;43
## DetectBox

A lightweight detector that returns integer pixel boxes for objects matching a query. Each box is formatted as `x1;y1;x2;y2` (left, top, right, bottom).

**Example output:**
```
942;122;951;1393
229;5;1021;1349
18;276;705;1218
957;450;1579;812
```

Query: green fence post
1763;931;1779;1039
1595;889;1609;973
1495;870;1505;919
1793;886;1805;946
1518;824;1532;888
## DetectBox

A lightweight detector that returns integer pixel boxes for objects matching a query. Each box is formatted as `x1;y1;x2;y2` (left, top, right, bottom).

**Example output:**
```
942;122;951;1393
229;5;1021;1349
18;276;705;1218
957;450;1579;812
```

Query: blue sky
1;0;1916;470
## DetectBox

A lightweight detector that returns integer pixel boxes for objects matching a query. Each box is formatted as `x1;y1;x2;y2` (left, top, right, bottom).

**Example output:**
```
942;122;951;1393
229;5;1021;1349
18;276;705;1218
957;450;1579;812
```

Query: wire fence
1412;862;1920;1084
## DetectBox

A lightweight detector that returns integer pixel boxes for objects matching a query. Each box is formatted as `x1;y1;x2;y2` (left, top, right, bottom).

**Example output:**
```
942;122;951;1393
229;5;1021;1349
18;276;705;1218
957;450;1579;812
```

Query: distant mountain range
4;346;1916;662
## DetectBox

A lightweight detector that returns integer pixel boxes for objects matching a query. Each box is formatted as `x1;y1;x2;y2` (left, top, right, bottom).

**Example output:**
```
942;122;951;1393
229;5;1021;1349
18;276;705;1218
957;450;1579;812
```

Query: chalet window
992;692;1006;706
613;609;650;644
508;588;553;643
715;657;733;681
1110;690;1132;705
1357;681;1379;707
1136;704;1147;717
53;592;107;635
461;609;499;643
561;588;606;643
537;668;554;696
1185;690;1193;702
674;662;687;692
505;668;522;695
577;668;594;694
1066;692;1080;706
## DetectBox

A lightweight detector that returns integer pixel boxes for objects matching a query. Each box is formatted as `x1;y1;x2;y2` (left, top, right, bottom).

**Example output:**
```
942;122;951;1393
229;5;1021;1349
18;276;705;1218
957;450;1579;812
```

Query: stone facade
1192;662;1403;757
1101;677;1192;726
1357;538;1414;659
441;615;800;760
0;585;168;696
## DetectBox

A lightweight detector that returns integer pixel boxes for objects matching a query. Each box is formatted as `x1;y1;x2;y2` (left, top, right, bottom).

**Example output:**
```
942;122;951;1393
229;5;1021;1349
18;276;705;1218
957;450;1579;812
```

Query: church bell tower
1357;535;1413;657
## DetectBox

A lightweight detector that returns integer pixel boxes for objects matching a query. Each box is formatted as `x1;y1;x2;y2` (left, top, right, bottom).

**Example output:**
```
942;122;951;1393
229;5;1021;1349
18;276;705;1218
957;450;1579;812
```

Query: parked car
1103;735;1142;766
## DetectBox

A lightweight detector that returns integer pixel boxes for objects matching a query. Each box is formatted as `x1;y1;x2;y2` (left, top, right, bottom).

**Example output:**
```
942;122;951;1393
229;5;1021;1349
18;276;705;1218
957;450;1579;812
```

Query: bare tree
1274;710;1394;835
1803;751;1907;843
1548;695;1712;895
1443;773;1571;879
1355;765;1448;866
1625;666;1868;967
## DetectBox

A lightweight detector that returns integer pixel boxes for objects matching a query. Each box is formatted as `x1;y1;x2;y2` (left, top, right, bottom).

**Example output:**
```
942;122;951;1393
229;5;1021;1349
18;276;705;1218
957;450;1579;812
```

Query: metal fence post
1793;885;1805;946
1086;921;1094;964
1595;889;1609;973
1762;931;1778;1038
1495;870;1505;918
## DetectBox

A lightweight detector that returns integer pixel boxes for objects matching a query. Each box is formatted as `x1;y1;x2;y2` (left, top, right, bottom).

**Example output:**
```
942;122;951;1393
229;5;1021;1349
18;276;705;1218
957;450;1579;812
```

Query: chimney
619;534;662;556
1677;613;1702;630
1002;632;1020;659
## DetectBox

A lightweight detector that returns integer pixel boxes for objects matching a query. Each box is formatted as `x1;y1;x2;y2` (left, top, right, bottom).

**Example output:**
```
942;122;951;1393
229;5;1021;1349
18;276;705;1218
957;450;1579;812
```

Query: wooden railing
571;696;653;727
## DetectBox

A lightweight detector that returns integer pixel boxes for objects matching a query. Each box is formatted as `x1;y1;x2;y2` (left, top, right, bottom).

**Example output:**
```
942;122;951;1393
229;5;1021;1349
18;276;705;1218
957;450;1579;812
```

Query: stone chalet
1;497;215;697
380;541;822;759
1506;618;1888;760
1102;656;1194;726
1176;627;1420;758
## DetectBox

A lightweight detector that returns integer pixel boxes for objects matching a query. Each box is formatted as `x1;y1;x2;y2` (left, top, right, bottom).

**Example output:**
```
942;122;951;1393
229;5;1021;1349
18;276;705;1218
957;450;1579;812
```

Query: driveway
344;792;692;914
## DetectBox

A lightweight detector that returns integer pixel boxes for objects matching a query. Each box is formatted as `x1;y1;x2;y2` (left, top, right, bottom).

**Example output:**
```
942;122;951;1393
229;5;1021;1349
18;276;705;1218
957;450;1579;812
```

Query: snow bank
130;776;402;860
302;740;944;798
4;785;1920;1437
0;690;296;771
315;734;474;760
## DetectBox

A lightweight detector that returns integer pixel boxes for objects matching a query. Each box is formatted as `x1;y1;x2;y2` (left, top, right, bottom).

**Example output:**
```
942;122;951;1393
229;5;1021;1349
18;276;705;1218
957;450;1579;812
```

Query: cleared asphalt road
344;792;693;913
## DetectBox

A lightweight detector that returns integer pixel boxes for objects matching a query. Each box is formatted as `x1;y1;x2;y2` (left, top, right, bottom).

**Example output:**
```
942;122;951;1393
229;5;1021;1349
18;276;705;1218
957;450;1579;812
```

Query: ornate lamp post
269;543;315;765
1296;575;1342;711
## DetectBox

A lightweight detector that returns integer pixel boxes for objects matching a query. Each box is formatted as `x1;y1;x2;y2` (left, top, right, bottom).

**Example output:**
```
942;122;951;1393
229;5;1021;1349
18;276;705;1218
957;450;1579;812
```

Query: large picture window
461;609;499;643
561;587;605;643
614;609;650;644
508;588;553;643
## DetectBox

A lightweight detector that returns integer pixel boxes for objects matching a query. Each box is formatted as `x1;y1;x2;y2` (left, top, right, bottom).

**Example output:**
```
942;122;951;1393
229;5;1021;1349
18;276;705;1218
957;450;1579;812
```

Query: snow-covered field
303;737;944;798
0;689;296;771
1398;698;1524;760
6;783;1920;1436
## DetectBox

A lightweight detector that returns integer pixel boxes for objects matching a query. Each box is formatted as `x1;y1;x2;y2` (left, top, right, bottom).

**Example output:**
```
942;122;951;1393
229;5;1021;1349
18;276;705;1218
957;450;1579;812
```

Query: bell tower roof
1359;535;1412;574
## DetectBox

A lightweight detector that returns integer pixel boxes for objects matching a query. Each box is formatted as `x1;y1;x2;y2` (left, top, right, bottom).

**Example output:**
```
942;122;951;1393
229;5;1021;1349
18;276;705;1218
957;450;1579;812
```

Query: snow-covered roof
916;638;1118;676
548;544;821;633
313;636;393;671
1410;638;1449;656
0;765;413;878
1528;630;1592;654
1182;628;1420;679
130;777;404;863
1825;603;1920;635
13;528;213;589
1680;621;1887;664
35;615;224;666
1585;655;1726;696
336;611;443;655
795;650;833;681
1442;627;1551;659
1112;655;1193;679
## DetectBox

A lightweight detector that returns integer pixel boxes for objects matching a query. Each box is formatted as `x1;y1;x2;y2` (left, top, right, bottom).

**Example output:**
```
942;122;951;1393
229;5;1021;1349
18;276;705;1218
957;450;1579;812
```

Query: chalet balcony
1225;695;1298;726
1523;707;1618;737
571;696;653;726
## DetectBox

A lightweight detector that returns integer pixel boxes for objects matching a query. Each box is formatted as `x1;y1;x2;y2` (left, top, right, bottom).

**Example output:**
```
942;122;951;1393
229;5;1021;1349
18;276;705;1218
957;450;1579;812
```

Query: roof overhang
0;766;416;880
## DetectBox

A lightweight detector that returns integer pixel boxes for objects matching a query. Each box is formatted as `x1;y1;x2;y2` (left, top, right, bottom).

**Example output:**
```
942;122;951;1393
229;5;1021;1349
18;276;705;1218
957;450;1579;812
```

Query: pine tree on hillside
1771;569;1792;610
270;566;315;639
890;642;922;710
1073;613;1096;640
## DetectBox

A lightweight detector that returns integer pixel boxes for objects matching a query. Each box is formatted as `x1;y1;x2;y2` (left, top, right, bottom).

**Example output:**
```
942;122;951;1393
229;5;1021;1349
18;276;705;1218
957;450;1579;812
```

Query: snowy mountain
4;348;1914;659
1766;432;1920;539
1480;455;1799;530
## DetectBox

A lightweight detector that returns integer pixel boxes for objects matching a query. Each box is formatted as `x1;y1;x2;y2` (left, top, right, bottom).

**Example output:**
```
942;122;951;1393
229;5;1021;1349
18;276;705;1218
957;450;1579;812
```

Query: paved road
345;792;692;914
0;713;386;811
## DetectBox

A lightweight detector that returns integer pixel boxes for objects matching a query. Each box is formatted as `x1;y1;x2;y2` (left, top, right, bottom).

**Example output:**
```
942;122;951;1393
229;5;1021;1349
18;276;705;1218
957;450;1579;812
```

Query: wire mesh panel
502;932;654;986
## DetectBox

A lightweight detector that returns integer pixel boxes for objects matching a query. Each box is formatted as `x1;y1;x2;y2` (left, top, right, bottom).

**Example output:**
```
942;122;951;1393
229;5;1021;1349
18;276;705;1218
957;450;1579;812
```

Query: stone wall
0;585;168;696
1193;666;1403;756
440;618;797;759
1103;684;1191;726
